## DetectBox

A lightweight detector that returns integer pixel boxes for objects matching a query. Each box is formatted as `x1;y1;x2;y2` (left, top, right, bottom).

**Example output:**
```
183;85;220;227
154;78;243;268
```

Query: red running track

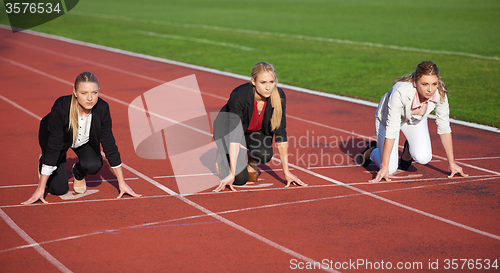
0;27;499;272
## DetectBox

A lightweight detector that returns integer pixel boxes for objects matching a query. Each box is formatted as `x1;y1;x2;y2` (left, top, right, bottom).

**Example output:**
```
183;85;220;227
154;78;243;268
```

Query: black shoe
399;140;413;170
358;141;377;167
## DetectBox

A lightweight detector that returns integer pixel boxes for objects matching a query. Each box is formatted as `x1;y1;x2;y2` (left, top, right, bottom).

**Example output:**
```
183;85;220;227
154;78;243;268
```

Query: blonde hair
69;72;99;141
251;62;282;131
394;60;448;101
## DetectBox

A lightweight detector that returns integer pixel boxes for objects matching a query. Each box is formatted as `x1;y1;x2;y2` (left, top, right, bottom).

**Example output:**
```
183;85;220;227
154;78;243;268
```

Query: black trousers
39;142;103;195
216;130;273;185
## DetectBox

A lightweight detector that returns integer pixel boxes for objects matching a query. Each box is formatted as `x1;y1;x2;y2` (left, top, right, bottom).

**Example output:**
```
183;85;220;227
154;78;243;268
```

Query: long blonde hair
251;62;282;131
394;60;448;101
69;72;99;141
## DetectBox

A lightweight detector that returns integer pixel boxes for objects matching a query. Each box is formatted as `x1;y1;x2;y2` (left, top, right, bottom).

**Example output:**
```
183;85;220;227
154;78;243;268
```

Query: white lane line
1;25;498;133
0;56;212;138
2;49;500;242
0;178;139;189
433;155;500;176
120;162;178;196
152;168;289;179
0;93;42;120
135;30;253;51
0;56;73;86
2;38;229;104
308;164;359;170
98;169;338;272
153;173;216;179
356;174;499;184
274;158;500;241
0;194;174;209
1;39;167;84
68;11;499;61
233;182;274;188
176;195;339;273
100;92;213;138
2;174;497;209
288;116;500;176
0;209;72;273
182;176;500;219
0;69;334;272
456;156;500;161
2;175;497;255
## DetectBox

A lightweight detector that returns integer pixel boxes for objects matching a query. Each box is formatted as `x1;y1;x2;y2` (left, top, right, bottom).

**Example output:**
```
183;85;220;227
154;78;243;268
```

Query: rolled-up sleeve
385;86;405;139
43;100;67;167
274;89;287;143
99;102;122;167
434;94;452;135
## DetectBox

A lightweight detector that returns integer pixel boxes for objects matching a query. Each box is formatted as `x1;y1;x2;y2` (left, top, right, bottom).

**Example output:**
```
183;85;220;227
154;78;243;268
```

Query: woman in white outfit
361;61;468;183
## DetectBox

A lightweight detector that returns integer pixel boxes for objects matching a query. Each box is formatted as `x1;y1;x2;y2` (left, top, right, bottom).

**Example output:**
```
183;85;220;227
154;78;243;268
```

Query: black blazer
214;82;287;144
39;95;121;167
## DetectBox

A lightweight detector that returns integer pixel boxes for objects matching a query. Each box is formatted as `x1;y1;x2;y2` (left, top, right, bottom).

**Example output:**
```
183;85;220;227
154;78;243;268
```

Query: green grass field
1;0;499;127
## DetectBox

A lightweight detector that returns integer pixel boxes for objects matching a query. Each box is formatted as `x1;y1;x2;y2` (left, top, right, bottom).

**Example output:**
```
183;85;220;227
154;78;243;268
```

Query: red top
246;100;267;133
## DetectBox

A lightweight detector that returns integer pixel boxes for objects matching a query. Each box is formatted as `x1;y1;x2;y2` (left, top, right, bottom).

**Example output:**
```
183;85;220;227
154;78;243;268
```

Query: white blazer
376;81;451;139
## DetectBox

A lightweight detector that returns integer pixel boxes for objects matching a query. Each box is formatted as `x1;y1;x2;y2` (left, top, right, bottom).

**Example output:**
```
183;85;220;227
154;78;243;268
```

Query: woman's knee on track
233;169;249;186
48;183;68;196
388;162;399;175
412;152;432;165
79;160;103;175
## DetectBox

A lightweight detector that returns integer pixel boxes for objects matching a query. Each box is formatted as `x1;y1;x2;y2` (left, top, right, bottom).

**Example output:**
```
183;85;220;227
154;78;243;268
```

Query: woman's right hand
22;187;48;205
369;166;391;183
213;173;236;192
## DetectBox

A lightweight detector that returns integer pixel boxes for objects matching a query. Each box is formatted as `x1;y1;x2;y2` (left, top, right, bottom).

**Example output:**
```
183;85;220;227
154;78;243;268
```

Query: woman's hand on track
284;172;307;187
448;163;468;178
213;174;236;192
22;188;48;205
369;166;391;183
117;182;142;199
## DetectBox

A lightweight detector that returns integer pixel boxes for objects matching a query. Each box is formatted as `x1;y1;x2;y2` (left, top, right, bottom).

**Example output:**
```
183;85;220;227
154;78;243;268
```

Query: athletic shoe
358;141;377;167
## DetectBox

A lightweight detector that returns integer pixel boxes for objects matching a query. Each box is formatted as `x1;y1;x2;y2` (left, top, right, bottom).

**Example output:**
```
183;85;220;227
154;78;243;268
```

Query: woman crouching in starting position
361;61;468;182
213;62;307;191
23;72;141;204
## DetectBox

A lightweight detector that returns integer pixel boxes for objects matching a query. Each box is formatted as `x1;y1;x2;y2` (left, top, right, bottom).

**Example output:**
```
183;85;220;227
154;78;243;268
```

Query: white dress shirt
376;81;451;139
41;111;93;176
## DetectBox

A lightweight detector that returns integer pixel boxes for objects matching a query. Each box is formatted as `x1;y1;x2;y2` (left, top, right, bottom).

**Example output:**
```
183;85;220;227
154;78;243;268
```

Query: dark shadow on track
67;157;118;190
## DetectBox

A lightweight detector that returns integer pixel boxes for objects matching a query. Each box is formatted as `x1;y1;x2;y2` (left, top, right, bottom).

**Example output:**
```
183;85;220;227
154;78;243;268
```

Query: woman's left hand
117;182;142;198
448;163;468;178
284;171;307;187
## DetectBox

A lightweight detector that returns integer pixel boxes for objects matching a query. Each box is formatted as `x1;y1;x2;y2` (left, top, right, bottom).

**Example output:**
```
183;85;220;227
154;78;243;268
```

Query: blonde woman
23;72;141;204
360;61;468;183
213;62;307;191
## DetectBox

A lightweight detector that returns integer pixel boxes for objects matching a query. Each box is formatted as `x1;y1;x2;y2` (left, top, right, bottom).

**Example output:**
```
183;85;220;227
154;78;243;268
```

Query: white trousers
370;117;432;174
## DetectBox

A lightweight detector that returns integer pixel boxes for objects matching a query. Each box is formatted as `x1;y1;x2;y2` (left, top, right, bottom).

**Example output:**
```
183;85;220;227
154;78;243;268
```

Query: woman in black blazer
23;72;141;204
213;62;306;191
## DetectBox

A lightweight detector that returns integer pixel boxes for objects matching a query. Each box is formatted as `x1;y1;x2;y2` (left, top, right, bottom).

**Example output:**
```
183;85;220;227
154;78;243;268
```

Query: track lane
0;27;495;270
